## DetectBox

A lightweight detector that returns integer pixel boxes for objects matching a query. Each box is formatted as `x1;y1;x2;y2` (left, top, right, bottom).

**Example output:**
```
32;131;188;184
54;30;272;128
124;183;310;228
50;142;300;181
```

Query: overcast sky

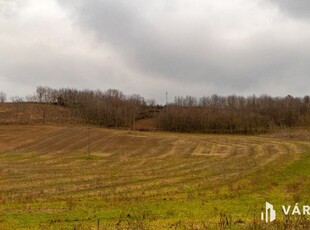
1;0;310;103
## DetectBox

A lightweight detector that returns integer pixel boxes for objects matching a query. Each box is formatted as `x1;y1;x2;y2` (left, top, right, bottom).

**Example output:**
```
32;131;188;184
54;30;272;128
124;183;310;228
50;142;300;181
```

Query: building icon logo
261;202;276;223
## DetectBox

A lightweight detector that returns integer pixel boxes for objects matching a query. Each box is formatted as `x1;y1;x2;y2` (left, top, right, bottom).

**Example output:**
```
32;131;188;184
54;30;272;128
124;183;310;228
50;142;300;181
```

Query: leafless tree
25;86;310;134
157;94;310;134
0;92;6;103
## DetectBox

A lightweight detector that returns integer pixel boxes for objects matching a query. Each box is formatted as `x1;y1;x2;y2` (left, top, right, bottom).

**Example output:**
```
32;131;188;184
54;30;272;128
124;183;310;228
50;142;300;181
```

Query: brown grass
0;125;309;229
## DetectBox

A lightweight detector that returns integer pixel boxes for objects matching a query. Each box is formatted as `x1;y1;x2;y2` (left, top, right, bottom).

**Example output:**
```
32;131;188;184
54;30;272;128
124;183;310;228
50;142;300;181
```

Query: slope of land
0;125;309;229
0;103;77;125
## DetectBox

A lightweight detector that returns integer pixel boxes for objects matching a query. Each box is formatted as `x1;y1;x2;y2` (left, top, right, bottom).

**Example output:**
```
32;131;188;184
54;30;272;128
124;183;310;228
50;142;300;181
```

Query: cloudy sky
1;0;310;103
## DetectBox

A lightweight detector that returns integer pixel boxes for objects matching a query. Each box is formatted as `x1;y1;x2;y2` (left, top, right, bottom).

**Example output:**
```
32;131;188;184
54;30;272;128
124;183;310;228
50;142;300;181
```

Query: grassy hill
0;103;77;125
0;125;309;229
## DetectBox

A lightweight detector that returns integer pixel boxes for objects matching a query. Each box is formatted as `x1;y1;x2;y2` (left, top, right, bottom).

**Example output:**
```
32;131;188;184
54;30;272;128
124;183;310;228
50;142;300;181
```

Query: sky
1;0;310;103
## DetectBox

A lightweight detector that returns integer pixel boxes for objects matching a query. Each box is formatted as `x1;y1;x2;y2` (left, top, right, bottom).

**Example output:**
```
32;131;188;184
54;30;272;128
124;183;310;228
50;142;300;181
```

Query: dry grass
0;125;309;229
0;103;76;125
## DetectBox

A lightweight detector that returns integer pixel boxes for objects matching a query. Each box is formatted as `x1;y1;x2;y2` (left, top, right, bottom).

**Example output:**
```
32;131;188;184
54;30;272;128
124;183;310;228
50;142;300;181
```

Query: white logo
261;202;276;223
261;202;309;223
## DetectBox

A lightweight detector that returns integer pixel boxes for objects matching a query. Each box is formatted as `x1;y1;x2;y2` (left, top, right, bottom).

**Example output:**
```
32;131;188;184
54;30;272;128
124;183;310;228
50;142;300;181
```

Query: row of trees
1;87;154;126
157;95;310;133
28;86;148;127
3;87;310;133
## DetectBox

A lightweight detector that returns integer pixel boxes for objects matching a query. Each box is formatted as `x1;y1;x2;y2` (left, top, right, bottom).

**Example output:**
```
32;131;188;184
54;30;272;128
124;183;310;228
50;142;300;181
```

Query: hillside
5;87;310;134
0;125;309;229
0;103;79;125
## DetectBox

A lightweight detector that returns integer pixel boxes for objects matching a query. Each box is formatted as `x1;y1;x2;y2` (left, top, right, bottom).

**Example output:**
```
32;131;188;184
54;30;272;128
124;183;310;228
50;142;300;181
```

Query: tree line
2;87;310;133
30;86;147;127
157;94;310;133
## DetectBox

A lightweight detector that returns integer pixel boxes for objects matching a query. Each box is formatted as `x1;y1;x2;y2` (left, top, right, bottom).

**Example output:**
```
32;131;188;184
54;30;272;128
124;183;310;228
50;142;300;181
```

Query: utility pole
166;91;168;105
88;127;91;159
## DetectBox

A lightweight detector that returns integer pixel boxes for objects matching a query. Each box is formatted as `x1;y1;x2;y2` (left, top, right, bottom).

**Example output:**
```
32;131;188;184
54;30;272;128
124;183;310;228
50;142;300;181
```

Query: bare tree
0;92;6;103
10;96;24;103
35;86;60;124
157;94;310;134
25;94;38;102
23;86;310;133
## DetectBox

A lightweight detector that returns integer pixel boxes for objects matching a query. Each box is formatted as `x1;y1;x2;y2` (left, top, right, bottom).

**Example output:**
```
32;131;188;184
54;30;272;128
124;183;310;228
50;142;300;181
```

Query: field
0;125;309;229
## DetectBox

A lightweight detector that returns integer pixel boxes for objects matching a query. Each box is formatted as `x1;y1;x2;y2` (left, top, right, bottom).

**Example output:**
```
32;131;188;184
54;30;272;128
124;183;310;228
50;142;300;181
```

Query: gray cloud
58;0;310;96
267;0;310;18
2;0;310;103
0;0;143;98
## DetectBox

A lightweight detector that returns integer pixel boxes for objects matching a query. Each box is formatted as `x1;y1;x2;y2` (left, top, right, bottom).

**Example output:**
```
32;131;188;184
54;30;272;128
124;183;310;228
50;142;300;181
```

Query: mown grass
0;125;309;229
